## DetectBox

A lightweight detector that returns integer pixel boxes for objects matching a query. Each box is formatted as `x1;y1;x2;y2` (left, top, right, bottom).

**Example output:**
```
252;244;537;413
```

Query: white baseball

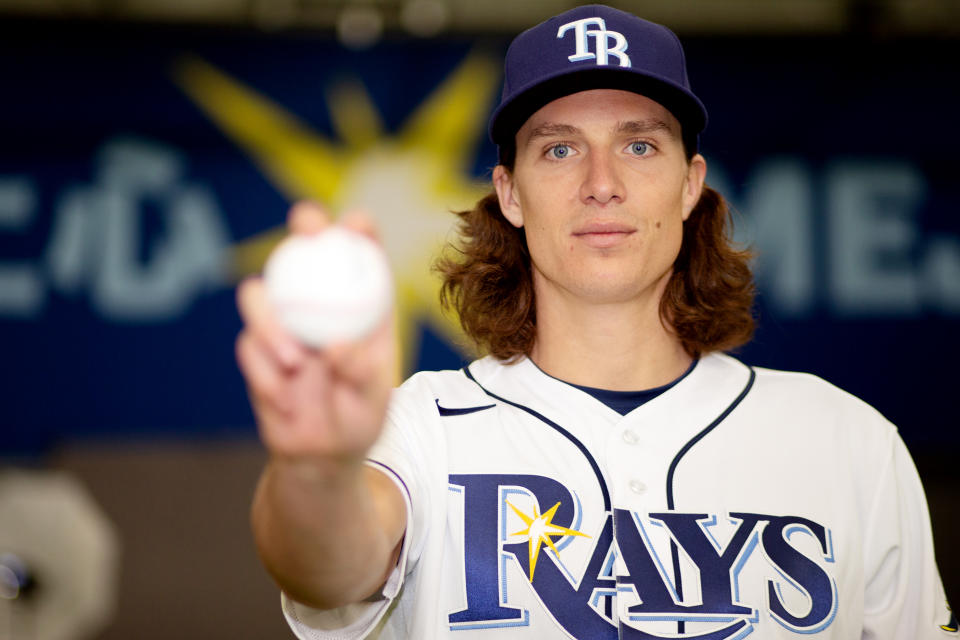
263;227;392;348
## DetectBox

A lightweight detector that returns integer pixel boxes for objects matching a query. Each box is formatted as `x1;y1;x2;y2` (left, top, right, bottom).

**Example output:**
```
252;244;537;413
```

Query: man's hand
236;201;396;469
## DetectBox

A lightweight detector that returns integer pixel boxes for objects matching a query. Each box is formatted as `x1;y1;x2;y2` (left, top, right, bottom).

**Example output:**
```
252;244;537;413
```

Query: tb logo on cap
557;17;631;67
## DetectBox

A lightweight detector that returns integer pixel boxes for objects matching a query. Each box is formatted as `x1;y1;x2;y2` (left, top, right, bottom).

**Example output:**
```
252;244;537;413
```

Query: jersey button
628;479;647;494
621;430;639;444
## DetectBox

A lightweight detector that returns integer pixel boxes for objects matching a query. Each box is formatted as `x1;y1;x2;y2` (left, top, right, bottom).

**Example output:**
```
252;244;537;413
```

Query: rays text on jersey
447;473;838;639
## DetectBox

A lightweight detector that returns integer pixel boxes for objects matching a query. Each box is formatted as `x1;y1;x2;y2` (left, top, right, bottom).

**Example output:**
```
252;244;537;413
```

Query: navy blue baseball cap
489;4;708;161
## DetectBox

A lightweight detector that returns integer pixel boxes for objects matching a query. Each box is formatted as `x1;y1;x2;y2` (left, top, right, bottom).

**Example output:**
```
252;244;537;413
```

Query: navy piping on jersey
665;365;756;633
665;366;756;510
461;365;612;512
367;459;412;501
366;459;413;566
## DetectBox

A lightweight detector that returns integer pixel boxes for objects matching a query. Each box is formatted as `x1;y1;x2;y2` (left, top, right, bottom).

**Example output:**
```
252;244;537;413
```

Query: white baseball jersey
281;353;955;639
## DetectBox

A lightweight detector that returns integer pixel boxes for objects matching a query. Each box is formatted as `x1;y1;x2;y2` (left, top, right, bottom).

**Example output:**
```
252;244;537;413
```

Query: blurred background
0;0;957;638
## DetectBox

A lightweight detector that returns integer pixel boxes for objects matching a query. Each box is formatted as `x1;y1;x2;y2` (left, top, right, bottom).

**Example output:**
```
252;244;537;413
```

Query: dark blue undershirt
543;359;699;416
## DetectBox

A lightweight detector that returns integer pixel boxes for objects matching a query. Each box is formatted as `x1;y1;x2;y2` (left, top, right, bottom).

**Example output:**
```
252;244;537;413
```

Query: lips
572;221;636;248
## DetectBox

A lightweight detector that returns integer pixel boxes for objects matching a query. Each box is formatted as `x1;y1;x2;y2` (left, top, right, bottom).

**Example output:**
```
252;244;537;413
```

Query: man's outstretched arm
238;202;406;610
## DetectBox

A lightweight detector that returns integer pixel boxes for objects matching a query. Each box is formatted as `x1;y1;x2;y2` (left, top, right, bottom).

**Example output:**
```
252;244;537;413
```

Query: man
237;5;952;639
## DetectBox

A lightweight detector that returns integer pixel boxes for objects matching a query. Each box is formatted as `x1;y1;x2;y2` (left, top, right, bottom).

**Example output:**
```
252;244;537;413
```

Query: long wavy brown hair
435;182;755;361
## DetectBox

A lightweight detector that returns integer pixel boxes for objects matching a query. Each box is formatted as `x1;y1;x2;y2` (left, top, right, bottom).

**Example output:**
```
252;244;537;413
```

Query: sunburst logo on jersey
506;500;590;582
172;52;500;371
942;602;958;633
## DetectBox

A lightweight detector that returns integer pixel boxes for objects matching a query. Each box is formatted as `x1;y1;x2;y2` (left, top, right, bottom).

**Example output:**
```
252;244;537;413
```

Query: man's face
494;88;706;308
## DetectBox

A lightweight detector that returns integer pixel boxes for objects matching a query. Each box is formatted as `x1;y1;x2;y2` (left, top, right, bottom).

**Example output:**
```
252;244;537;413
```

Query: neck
529;279;693;392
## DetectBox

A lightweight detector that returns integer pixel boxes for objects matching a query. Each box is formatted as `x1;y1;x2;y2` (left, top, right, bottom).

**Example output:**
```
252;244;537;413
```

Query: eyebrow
523;118;676;147
524;123;581;144
617;119;676;137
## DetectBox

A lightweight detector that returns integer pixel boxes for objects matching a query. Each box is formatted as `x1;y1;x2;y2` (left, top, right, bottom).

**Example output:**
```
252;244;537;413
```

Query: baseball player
236;4;954;639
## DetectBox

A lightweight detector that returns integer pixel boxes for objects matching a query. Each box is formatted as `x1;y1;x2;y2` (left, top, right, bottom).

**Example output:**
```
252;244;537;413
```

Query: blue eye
548;144;571;159
629;141;650;155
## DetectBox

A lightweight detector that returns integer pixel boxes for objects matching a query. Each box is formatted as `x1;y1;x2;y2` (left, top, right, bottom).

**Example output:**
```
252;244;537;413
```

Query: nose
579;151;624;205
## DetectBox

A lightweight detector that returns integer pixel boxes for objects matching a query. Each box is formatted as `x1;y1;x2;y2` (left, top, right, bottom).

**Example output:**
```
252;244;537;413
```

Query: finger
326;312;395;391
325;342;373;390
236;331;293;415
339;210;381;243
288;200;331;235
236;277;305;369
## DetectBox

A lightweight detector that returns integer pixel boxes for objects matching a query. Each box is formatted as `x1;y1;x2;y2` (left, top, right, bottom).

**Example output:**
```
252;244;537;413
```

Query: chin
582;267;673;304
572;278;647;304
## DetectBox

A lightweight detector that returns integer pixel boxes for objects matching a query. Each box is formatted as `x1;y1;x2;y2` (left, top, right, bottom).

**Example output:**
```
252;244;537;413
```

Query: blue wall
1;21;957;453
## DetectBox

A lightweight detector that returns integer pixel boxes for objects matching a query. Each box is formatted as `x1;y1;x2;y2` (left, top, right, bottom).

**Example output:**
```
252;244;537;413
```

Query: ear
493;165;524;228
681;154;707;221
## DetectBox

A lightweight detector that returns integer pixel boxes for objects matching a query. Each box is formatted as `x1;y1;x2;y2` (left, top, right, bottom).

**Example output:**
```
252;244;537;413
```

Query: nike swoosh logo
435;399;496;417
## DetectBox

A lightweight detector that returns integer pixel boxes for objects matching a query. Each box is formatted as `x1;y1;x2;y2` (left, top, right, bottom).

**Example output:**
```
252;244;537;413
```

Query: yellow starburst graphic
172;52;500;372
506;500;591;582
942;602;958;632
